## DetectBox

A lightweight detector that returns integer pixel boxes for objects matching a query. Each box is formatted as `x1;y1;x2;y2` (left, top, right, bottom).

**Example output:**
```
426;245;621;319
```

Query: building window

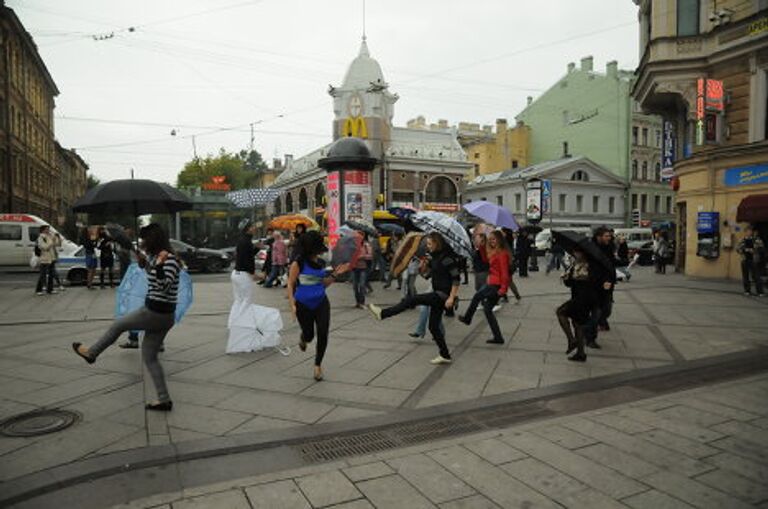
511;160;518;168
496;195;503;206
677;0;700;36
632;160;638;180
632;126;638;145
666;196;673;213
641;194;648;213
592;196;599;213
655;163;661;181
631;194;638;210
576;195;583;213
515;193;521;211
654;195;660;213
642;128;648;146
609;197;615;214
474;152;480;159
559;194;566;212
655;129;662;148
571;170;589;182
642;161;648;180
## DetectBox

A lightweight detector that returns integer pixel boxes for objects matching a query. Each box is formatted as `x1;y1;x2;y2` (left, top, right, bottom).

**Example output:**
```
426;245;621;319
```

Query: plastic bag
29;254;40;269
115;262;193;324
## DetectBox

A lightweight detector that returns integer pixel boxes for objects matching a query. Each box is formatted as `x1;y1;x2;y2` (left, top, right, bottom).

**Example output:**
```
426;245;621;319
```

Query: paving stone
641;470;755;509
694;468;768;504
324;501;374;509
342;461;395;482
226;415;303;435
17;373;133;407
575;443;659;478
634;429;719;459
428;445;561;508
0;375;51;398
301;380;410;408
216;390;333;424
703;452;768;484
698;390;768;416
166;403;253;436
622;489;695;509
555;488;630;509
462;437;527;465
500;457;585;498
317;406;383;424
355;475;436;509
617;408;725;443
708;435;768;463
654;404;730;427
668;397;761;422
562;417;714;476
712;420;768;446
437;494;500;509
172;489;251;509
368;345;437;390
295;470;361;508
216;369;315;395
245;479;311;509
501;431;647;499
387;454;475;504
530;423;598;450
589;412;655;435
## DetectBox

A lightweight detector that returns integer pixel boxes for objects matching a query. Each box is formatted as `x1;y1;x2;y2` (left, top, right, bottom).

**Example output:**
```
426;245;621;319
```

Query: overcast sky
10;0;640;185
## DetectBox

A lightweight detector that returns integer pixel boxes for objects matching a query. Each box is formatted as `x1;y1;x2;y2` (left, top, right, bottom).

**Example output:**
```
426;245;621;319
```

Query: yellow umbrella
269;214;319;231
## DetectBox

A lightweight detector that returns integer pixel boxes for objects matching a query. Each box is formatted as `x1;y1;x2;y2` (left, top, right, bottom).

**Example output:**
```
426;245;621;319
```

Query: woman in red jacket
458;230;511;344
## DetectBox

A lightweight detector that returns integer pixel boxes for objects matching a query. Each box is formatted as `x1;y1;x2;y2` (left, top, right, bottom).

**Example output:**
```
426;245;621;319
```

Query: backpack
34;242;41;257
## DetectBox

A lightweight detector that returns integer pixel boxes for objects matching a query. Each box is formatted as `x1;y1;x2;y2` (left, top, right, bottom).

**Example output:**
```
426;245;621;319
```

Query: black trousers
518;256;529;277
382;292;451;359
296;298;331;366
35;263;54;293
742;260;765;294
463;284;504;341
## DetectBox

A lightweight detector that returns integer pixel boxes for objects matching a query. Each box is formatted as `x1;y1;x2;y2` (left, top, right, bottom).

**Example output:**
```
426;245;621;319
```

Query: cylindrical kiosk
318;137;378;248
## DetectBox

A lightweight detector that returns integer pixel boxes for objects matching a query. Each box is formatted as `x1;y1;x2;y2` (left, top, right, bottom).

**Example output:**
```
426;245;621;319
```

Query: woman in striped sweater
72;224;179;412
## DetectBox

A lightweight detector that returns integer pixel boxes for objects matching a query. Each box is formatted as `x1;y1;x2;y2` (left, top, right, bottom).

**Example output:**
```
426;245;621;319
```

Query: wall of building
462;119;530;178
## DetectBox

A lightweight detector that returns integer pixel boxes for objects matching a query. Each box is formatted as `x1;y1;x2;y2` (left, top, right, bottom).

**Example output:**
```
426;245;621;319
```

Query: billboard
326;171;340;248
662;120;676;181
344;170;372;223
525;179;543;223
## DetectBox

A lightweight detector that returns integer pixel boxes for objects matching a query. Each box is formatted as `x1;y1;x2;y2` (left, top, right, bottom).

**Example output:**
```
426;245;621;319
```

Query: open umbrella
73;179;193;216
269;214;319;231
552;230;613;273
463;201;519;231
331;227;363;268
387;206;417;219
225;188;281;208
104;223;133;250
376;223;405;235
389;232;424;278
344;220;378;237
409;211;472;258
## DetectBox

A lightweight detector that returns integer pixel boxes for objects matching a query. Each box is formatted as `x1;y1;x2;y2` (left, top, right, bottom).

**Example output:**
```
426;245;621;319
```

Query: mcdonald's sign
342;116;368;139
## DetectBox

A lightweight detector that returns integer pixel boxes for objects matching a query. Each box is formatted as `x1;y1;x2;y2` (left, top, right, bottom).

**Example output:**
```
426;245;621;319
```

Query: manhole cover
0;409;80;437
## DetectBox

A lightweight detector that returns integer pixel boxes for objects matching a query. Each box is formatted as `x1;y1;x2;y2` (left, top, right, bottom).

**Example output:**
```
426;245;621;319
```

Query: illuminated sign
422;203;459;213
202;175;231;191
696;78;724;145
661;120;676;181
342;117;368;139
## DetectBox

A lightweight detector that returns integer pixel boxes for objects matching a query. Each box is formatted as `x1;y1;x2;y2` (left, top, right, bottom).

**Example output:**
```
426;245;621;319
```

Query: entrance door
677;202;687;272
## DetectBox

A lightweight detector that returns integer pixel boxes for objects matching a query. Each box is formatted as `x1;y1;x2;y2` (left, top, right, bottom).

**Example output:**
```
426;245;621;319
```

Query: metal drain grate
297;431;399;462
0;409;80;437
388;415;483;445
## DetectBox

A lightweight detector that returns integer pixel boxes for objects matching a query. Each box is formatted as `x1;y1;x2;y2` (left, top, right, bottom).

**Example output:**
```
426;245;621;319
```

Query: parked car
170;239;231;272
55;247;123;286
0;213;80;267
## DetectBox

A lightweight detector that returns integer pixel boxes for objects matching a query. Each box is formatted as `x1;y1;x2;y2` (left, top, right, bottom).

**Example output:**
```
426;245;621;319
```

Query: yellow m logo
343;116;368;139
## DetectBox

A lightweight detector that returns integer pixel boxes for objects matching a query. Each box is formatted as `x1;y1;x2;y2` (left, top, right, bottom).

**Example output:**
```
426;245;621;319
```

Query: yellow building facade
461;119;530;178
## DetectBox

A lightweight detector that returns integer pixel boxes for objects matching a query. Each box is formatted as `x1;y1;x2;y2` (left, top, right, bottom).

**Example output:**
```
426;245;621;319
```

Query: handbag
29;253;40;269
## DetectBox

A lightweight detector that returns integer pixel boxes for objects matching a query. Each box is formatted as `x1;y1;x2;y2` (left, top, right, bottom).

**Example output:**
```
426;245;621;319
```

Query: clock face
348;95;363;117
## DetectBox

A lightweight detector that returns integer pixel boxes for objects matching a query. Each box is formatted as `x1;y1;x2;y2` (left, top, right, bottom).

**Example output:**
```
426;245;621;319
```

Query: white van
535;227;593;252
0;214;80;266
613;228;653;250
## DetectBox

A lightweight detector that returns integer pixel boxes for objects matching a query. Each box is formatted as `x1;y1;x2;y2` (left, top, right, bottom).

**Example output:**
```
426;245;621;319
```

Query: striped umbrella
410;211;472;259
226;188;281;208
389;232;424;278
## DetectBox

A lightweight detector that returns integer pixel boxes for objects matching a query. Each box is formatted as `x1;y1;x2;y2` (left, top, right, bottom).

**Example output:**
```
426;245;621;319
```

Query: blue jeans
264;264;284;288
352;268;368;305
413;304;445;338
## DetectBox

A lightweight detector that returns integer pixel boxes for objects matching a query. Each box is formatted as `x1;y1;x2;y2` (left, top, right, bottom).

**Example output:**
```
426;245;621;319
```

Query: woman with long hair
556;247;599;362
458;230;511;344
368;232;459;365
72;223;180;411
287;231;349;381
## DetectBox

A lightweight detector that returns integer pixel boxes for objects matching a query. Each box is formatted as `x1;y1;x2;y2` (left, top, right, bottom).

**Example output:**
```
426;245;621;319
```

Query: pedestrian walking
515;231;531;277
585;227;616;347
352;232;372;308
383;232;404;290
98;228;116;288
72;223;180;412
615;235;631;281
653;231;669;274
471;231;490;291
555;246;599;362
286;231;350;381
368;232;459;365
264;231;287;288
546;238;565;275
738;226;765;296
34;225;57;295
458;230;511;344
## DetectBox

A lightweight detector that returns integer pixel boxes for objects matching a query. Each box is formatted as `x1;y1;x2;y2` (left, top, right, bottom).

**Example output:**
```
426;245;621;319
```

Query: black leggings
382;292;451;359
296;298;330;366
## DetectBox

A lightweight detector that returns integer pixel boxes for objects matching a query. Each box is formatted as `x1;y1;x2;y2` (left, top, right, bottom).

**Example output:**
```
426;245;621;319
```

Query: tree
87;173;101;190
176;148;268;190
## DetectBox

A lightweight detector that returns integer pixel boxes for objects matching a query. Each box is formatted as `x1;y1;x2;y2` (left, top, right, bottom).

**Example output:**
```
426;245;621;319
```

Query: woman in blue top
287;231;349;381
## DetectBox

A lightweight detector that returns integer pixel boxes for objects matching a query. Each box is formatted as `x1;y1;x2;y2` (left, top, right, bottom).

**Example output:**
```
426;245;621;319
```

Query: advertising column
326;172;341;249
525;178;543;224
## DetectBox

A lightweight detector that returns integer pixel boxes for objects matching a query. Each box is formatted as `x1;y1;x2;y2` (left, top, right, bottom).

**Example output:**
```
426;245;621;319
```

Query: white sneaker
430;355;452;365
492;304;502;313
35;291;44;296
367;303;383;321
50;290;58;295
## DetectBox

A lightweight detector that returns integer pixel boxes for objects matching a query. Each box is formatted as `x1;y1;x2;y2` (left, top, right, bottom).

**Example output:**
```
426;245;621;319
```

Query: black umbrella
344;220;378;237
73;179;193;216
104;223;133;250
552;230;613;273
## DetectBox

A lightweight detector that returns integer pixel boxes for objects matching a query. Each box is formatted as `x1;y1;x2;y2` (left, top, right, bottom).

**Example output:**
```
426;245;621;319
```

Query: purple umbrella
463;201;519;231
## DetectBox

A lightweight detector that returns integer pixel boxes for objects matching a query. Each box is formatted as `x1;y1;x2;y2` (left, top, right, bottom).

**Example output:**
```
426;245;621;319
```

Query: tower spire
362;0;366;41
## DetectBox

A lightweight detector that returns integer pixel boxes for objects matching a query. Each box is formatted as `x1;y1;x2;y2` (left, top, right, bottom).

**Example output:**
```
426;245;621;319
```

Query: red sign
0;214;36;222
327;172;340;248
705;79;724;112
422;202;459;213
344;170;370;185
697;78;705;120
202;175;231;191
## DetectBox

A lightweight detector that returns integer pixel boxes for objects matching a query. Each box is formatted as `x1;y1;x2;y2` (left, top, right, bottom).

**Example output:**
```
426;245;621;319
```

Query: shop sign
326;171;340;248
724;164;768;187
696;212;719;234
525;178;542;223
422;202;459;213
696;78;724;145
202;175;231;191
749;17;768;36
661;120;676;181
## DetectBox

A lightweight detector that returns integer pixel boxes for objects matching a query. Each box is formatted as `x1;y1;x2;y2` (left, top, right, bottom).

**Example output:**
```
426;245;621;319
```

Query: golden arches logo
342;116;368;139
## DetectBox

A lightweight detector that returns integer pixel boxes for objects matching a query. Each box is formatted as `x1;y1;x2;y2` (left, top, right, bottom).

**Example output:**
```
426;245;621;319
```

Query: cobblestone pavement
1;267;766;483
115;373;768;509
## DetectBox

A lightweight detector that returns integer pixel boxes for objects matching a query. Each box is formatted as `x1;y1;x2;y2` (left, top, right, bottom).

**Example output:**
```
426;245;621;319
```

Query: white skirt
226;271;284;353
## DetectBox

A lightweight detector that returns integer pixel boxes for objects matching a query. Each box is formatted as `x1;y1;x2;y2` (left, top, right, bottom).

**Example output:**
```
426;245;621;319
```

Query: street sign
696;212;719;233
541;179;551;214
525;178;543;224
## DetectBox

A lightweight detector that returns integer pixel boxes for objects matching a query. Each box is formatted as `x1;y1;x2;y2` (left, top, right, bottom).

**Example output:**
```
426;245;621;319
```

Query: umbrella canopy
331;231;362;268
344;220;378;237
226;188;281;208
104;223;134;250
463;201;519;231
552;230;613;273
409;211;472;258
376;223;405;235
389;232;424;278
387;206;417;219
269;214;319;231
73;179;193;216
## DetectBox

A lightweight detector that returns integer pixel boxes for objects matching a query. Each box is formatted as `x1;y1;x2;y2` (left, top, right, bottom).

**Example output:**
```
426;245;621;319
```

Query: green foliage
176;148;268;190
86;173;101;190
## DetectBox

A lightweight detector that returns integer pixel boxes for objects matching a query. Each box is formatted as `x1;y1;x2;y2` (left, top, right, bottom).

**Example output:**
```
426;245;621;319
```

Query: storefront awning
737;194;768;223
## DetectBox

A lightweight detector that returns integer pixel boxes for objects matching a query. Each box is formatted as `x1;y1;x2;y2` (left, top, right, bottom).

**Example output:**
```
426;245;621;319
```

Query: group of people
78;225;134;290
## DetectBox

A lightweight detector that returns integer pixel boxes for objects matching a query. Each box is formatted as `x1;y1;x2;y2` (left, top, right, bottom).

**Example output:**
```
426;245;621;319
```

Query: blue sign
696;212;719;234
724;164;768;187
661;120;676;181
541;180;551;213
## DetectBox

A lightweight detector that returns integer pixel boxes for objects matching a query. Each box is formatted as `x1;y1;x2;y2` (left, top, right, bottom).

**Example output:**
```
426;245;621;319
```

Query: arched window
632;160;638;180
424;176;458;203
315;183;325;208
641;161;648;181
274;197;282;215
285;192;294;213
299;188;308;210
654;162;661;181
570;170;589;182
